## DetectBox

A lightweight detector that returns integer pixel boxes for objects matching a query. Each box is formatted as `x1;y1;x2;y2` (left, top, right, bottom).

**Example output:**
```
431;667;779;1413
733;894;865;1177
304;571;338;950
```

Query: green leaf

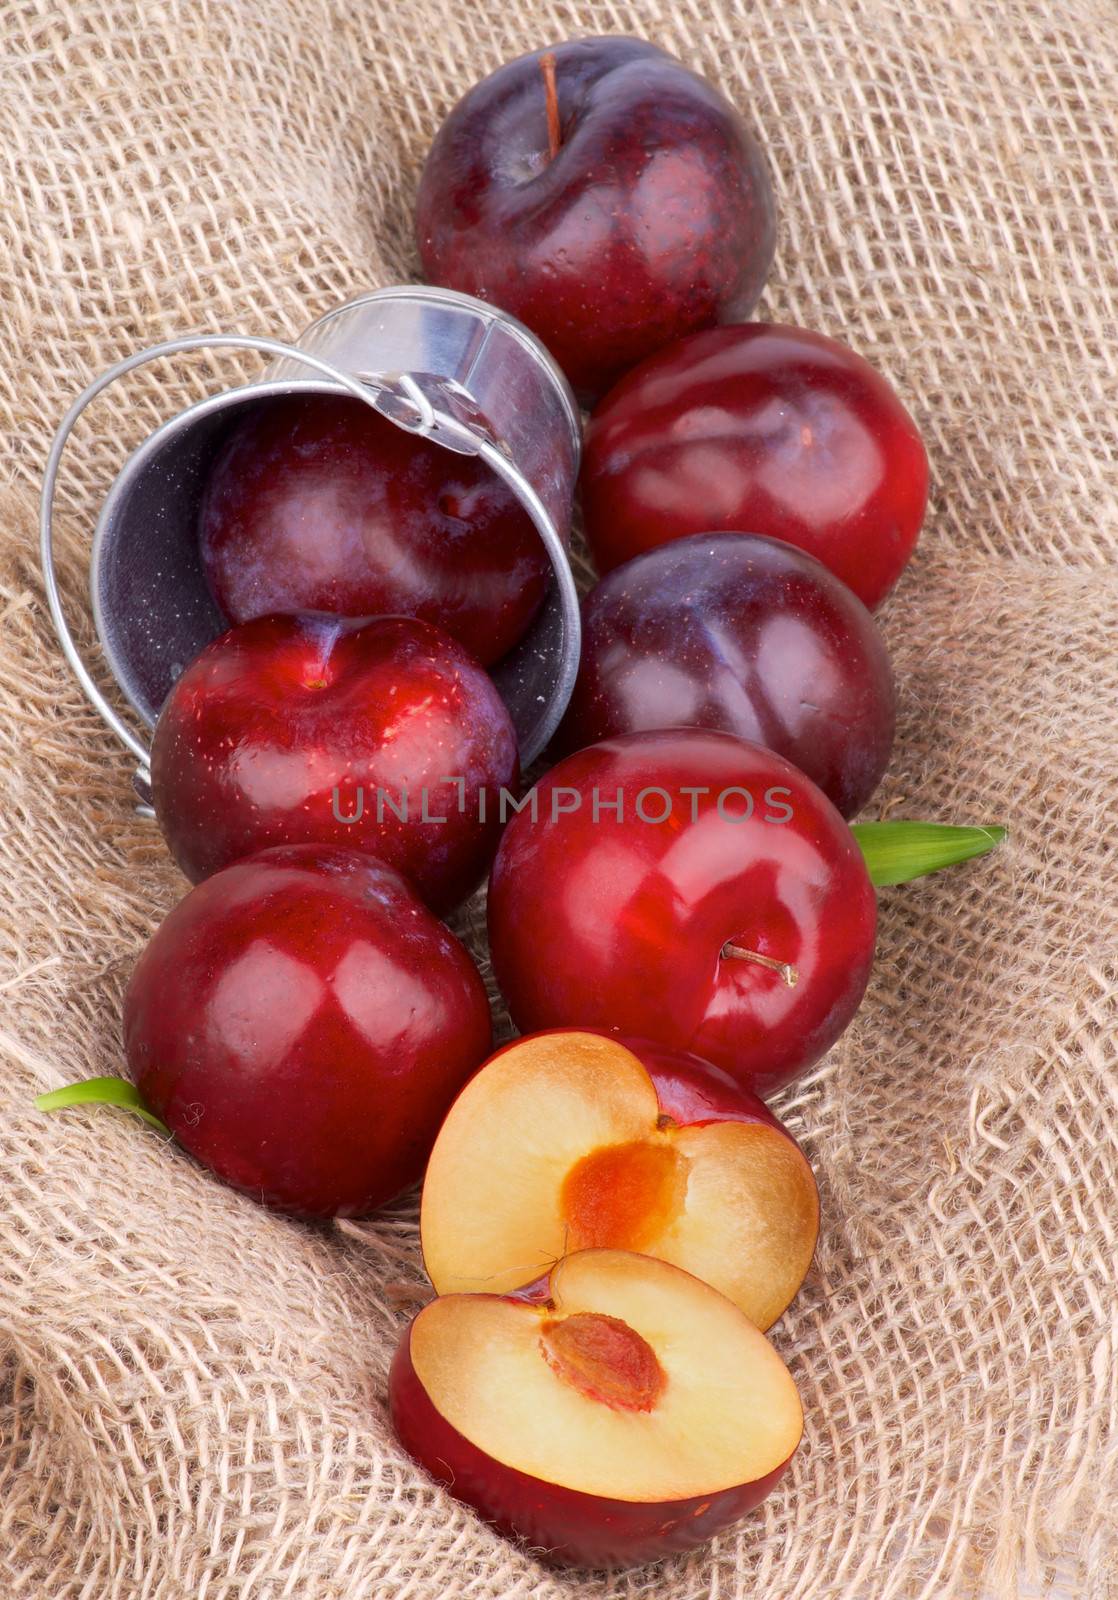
34;1076;170;1135
852;821;1007;887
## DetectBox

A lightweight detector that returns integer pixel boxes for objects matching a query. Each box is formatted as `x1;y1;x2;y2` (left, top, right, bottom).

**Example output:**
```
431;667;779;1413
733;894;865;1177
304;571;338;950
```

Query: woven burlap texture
2;1;1116;1596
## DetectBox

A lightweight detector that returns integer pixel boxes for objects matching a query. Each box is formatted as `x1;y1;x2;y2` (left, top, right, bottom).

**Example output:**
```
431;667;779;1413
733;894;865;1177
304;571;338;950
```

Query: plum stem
721;943;799;987
539;51;561;161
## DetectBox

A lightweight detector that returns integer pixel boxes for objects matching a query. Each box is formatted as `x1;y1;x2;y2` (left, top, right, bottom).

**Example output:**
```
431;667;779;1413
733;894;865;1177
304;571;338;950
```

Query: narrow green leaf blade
34;1076;170;1135
852;821;1008;887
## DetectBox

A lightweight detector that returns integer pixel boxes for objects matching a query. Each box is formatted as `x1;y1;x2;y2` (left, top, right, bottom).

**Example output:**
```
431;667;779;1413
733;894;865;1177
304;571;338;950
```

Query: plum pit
539;1311;665;1412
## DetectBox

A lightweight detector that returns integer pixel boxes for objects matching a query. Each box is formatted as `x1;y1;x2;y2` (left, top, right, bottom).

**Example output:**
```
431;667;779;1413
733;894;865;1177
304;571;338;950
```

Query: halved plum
390;1248;803;1566
420;1030;819;1330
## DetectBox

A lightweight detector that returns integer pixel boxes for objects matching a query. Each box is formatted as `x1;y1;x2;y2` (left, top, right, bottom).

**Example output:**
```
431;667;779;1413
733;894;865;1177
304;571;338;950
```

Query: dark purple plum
200;393;551;668
553;532;895;818
415;37;775;402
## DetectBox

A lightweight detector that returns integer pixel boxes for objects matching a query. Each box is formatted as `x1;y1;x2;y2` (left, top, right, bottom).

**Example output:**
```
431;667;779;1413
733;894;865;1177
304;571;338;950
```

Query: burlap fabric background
2;1;1116;1595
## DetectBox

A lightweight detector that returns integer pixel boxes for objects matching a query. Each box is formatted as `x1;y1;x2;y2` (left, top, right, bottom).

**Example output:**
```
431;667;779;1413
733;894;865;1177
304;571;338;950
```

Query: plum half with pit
391;1249;802;1566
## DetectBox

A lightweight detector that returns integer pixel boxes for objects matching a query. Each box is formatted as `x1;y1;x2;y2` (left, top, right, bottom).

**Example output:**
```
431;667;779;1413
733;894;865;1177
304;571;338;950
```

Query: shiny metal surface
42;333;410;781
273;285;583;473
42;291;583;787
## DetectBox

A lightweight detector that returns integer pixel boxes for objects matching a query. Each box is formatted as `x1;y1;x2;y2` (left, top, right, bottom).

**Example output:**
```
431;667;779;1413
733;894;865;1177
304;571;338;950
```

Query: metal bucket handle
40;332;578;775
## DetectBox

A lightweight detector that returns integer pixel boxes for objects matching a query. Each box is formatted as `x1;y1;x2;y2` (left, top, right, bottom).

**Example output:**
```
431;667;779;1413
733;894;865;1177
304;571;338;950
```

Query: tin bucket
40;287;583;803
